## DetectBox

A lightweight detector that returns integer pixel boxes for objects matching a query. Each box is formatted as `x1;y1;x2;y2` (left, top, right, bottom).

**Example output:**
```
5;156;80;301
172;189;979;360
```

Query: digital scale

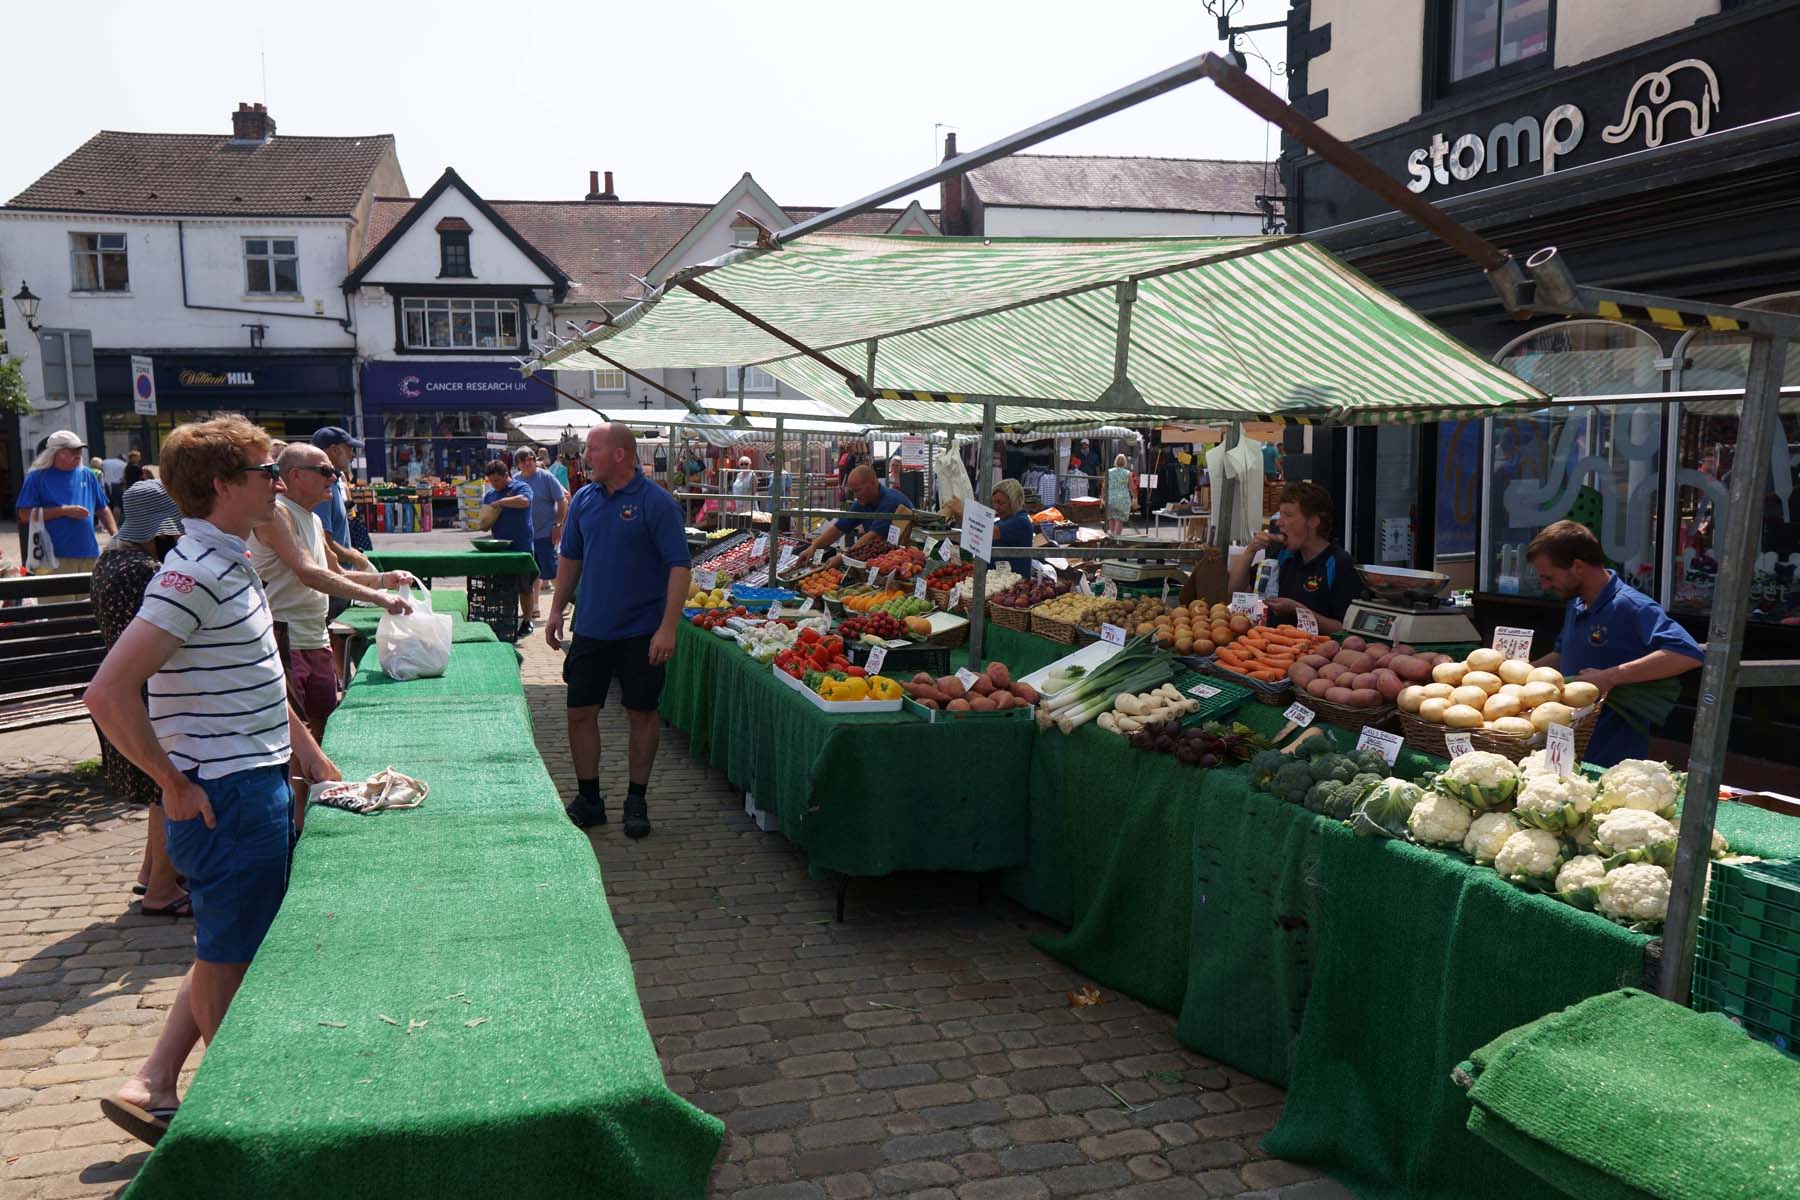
1340;564;1481;646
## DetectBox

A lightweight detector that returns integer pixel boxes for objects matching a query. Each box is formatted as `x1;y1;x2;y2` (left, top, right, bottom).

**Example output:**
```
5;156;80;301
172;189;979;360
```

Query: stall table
366;548;537;581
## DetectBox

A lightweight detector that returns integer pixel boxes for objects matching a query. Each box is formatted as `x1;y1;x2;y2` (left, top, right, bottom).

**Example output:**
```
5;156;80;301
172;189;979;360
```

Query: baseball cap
44;430;84;451
310;426;364;450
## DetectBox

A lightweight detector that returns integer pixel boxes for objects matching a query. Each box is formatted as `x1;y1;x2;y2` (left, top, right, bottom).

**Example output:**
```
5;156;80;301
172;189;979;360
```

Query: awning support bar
680;279;874;398
1096;281;1147;411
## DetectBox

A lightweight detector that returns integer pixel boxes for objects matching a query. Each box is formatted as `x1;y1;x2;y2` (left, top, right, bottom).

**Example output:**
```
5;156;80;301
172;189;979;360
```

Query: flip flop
139;894;192;918
100;1097;178;1147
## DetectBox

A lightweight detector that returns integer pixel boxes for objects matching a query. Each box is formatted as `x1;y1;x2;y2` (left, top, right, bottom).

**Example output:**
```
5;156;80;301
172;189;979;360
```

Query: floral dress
90;545;163;806
1105;466;1133;521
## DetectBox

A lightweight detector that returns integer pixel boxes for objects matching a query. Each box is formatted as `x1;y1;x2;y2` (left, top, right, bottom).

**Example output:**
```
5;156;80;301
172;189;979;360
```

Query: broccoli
1325;774;1382;819
1304;778;1339;813
1272;761;1315;804
1353;749;1390;776
1309;755;1358;785
1249;749;1287;790
1298;734;1340;761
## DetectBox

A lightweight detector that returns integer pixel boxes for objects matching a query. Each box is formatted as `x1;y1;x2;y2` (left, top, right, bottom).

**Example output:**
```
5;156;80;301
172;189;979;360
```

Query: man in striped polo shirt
86;415;341;1147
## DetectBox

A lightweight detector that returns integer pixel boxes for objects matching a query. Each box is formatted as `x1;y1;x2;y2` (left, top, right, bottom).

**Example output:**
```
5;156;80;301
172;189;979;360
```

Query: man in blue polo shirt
17;430;116;573
1527;520;1703;766
482;460;536;636
798;463;911;559
547;423;691;839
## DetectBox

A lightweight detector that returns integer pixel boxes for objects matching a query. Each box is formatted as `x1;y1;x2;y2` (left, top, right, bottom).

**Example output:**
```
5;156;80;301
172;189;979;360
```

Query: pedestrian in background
482;459;536;635
17;430;116;573
514;448;567;628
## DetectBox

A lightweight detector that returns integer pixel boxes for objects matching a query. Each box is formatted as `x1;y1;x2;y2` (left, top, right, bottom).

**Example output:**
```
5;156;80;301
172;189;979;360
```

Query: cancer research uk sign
360;361;545;409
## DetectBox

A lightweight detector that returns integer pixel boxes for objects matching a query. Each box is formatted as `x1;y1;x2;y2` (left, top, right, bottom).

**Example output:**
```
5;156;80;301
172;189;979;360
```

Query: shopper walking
17;430;116;573
514;448;567;626
1106;454;1133;535
546;423;692;839
85;415;341;1148
91;480;189;917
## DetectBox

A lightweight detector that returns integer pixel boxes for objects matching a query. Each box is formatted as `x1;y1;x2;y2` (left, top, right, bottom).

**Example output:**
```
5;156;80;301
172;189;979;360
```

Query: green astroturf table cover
369;547;538;578
121;638;722;1199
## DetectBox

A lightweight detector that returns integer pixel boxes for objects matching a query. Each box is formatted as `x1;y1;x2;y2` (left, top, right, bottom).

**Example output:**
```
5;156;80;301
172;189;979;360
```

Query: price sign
1296;607;1319;635
868;565;880;585
1230;592;1262;615
1443;732;1475;759
913;575;928;599
925;537;940;561
865;645;888;676
1076;573;1094;596
1187;681;1222;700
767;602;783;621
1102;577;1119;600
812;548;826;565
747;566;770;586
1034;560;1058;582
1492;625;1535;662
752;533;769;557
1161;578;1172;604
693;568;718;591
777;546;797;570
1100;622;1128;647
886;523;903;546
798;597;815;613
1148;474;1161;490
955;667;981;690
1356;725;1405;766
1283;702;1316;728
961;499;996;565
1545;723;1576;777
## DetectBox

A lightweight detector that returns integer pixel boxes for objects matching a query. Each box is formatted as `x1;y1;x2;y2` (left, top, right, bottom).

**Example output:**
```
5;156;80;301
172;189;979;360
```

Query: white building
0;103;405;510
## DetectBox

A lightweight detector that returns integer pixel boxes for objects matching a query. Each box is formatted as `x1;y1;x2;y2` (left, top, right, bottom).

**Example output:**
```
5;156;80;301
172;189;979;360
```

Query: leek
1035;637;1175;733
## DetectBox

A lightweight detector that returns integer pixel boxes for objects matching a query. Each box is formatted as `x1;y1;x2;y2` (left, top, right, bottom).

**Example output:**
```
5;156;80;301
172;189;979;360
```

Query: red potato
1299;653;1331;669
1366;645;1391;664
1289;663;1318;687
993;691;1017;710
1352;672;1378;692
1390;655;1432;682
938;676;966;700
1392;643;1416;656
1325;686;1356;704
1338;653;1372;675
1373;669;1404;700
970;676;996;697
1010;682;1041;705
1307;678;1334;698
947;698;971;711
968;695;998;711
1349;687;1383;707
1320;663;1348;682
1341;635;1367;652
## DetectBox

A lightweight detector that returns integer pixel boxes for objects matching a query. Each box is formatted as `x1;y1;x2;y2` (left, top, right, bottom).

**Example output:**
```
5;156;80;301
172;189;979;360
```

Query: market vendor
800;464;910;557
990;478;1036;568
1526;520;1703;766
1226;481;1359;632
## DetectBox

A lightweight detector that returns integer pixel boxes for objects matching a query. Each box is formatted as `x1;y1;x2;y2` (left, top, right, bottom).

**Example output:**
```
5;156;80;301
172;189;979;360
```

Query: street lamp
11;282;42;332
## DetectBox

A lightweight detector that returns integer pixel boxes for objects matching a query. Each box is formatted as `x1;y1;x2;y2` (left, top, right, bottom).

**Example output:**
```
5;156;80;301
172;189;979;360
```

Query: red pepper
799;627;820;644
844;665;866;678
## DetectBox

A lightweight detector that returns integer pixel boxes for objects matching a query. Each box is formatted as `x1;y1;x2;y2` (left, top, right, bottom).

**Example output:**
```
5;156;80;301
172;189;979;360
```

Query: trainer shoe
565;795;607;828
623;795;651;839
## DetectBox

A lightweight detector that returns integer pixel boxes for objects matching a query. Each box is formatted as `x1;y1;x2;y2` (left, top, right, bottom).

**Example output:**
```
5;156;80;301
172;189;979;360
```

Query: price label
1296;607;1319;635
1545;723;1576;777
887;522;903;546
798;597;815;613
868;565;880;585
1076;573;1094;596
1356;725;1405;765
753;533;769;557
747;566;770;586
777;546;797;570
1283;702;1316;728
914;575;928;599
1230;592;1263;615
812;548;825;565
1492;625;1535;662
693;568;717;591
1100;622;1128;647
1034;560;1058;582
767;602;783;621
1149;474;1161;490
1102;577;1119;600
865;645;888;676
1187;681;1222;700
1443;731;1475;759
961;499;996;565
955;667;981;690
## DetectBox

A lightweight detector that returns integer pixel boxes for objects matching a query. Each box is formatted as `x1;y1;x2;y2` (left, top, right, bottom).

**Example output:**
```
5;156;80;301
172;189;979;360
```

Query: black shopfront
1282;1;1800;771
92;352;356;462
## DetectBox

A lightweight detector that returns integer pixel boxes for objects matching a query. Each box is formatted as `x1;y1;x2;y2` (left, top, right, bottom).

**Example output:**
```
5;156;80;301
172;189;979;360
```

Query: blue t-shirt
991;511;1034;565
550;463;570;489
18;465;107;558
560;470;691;640
514;469;566;542
834;485;910;538
484;480;534;549
313;479;350;546
1554;572;1703;766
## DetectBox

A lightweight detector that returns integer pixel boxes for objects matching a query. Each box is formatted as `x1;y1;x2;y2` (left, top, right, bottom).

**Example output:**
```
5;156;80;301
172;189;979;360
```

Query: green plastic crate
1169;668;1253;726
1692;955;1800;1043
1705;860;1800;935
1701;903;1800;956
1698;919;1800;988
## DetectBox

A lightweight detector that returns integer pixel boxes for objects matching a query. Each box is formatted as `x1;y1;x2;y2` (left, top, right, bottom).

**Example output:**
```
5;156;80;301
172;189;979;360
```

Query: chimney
230;102;275;143
938;132;964;236
586;169;619;203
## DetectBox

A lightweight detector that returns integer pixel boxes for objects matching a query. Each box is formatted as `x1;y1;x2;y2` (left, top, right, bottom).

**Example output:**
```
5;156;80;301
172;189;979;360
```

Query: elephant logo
1602;58;1721;149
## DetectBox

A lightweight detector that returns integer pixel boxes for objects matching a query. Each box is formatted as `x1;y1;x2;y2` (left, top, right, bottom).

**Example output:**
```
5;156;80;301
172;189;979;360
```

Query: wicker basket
1202;660;1292;706
924;619;970;648
1395;701;1603;763
986;600;1034;632
1299;694;1397;733
1031;608;1082;645
928;585;955;611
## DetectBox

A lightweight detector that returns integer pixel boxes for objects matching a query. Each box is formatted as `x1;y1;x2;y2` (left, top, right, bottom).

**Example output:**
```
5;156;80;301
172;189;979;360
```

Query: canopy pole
770;413;785;548
580;351;699;413
967;399;997;669
681;279;874;398
524;370;608;419
1660;332;1790;1003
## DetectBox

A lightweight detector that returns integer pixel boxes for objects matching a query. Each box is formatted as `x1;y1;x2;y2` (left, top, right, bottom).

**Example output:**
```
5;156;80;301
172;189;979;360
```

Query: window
593;368;626;392
70;233;128;291
244;237;299;294
743;365;777;391
440;232;472;278
1434;0;1552;97
400;297;521;349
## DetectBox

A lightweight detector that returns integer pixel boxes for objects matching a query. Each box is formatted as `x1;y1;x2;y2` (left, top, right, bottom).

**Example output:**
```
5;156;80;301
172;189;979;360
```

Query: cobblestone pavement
0;624;1350;1199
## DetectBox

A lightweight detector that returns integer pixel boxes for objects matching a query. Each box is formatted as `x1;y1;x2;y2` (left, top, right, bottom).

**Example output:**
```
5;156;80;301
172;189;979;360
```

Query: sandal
100;1097;178;1147
139;894;192;918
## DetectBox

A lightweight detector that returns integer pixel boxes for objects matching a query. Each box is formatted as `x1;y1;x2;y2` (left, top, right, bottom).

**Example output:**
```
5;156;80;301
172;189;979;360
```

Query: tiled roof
6;131;398;217
966;154;1276;215
358;198;930;305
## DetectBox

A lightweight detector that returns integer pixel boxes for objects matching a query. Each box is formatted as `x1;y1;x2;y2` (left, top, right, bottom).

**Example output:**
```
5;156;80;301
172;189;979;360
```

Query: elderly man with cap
309;427;374;577
18;430;117;573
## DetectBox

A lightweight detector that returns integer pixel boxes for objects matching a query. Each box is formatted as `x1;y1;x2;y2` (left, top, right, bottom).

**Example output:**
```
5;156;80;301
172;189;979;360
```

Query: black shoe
565;795;607;828
623;795;651;839
517;620;534;638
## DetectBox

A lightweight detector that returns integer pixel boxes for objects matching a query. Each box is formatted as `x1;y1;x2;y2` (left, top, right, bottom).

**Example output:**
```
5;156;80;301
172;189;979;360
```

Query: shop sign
178;368;255;387
362;361;542;407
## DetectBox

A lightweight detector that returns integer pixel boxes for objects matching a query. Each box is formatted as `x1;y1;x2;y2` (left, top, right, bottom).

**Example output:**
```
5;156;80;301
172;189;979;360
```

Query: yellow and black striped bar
877;388;968;403
1594;300;1741;332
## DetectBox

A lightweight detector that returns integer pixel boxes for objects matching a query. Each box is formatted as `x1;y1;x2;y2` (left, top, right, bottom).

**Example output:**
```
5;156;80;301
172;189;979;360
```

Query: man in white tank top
250;444;414;741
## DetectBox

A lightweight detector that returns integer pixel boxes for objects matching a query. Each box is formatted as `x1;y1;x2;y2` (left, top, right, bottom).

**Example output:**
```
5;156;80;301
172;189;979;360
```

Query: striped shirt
135;518;291;780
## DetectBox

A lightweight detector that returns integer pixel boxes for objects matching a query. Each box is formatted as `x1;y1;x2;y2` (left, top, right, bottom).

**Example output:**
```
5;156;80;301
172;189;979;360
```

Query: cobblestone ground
0;630;1351;1199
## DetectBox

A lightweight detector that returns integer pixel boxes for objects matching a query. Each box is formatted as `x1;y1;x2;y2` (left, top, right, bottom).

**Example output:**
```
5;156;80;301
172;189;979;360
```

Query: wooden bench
0;573;103;731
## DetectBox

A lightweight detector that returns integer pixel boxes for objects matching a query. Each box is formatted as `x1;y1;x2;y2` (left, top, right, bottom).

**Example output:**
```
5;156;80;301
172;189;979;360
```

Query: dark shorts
565;633;664;712
164;764;294;964
275;622;339;726
531;537;557;581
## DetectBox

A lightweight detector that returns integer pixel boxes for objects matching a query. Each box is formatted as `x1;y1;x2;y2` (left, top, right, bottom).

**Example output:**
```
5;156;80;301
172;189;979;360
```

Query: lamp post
11;282;42;332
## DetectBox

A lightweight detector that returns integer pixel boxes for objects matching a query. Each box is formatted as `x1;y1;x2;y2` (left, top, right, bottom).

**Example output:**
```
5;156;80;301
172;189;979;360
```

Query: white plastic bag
376;584;451;680
26;509;59;573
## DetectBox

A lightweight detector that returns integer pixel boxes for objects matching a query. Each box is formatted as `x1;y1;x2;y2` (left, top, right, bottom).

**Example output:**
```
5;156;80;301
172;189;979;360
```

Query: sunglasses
241;463;281;481
297;464;342;479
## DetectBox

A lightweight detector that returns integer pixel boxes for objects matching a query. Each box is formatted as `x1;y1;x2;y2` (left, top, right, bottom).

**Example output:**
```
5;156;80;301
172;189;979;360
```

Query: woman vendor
990;478;1036;568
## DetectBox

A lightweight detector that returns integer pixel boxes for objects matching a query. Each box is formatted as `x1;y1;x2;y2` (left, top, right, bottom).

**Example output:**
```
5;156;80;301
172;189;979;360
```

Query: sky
0;0;1294;209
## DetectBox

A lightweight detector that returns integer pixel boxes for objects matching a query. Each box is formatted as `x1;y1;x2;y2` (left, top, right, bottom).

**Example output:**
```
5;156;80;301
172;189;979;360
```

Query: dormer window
436;217;473;278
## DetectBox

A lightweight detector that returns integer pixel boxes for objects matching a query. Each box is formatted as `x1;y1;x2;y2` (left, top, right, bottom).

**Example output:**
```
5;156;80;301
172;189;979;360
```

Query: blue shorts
531;537;556;581
164;764;294;965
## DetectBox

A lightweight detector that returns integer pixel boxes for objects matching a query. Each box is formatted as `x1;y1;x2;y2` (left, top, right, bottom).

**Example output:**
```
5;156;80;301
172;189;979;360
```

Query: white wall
981;207;1265;237
1557;0;1714;68
1308;0;1428;141
354;189;557;288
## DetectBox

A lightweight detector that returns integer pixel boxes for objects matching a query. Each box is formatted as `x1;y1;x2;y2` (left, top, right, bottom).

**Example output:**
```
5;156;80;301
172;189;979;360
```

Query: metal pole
967;399;997;668
770;415;785;545
1214;423;1240;553
1660;333;1789;1003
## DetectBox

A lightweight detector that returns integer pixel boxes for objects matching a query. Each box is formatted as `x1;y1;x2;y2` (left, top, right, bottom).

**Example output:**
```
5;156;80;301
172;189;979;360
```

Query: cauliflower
1593;809;1677;868
1517;749;1554;777
1408;791;1475;847
1712;829;1731;859
1596;862;1671;925
1493;828;1566;884
1593;759;1681;818
1435;751;1521;812
1555;854;1607;894
1464;811;1523;865
1512;772;1597;833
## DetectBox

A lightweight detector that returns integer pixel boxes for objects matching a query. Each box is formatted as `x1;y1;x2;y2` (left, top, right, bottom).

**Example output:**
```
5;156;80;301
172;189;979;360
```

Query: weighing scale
1340;564;1480;645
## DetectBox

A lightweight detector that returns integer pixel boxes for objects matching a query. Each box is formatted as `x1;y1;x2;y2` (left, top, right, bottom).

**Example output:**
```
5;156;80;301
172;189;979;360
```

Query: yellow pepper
868;675;902;701
837;677;870;701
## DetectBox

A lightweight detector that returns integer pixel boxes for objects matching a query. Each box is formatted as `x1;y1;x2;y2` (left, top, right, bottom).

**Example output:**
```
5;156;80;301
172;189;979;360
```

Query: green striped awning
529;233;1545;426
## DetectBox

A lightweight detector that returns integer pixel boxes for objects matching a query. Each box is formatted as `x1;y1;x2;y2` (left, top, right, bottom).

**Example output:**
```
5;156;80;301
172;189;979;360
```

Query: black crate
467;573;522;642
846;640;951;678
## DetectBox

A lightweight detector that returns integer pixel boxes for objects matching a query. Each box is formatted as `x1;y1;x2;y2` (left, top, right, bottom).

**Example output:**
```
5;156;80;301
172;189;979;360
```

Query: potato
1497;658;1533;685
1463;671;1503;696
1228;614;1252;634
1560;681;1600;709
1325;686;1356;705
1490;716;1535;736
970;675;996;696
1289;663;1317;686
1519;681;1560;709
1321;663;1349;682
1373;669;1404;700
1499;683;1525;698
1392;643;1416;656
1397;685;1428;713
1390;655;1432;683
1443;703;1485;729
1418;697;1451;723
1349;688;1383;708
1299;653;1331;669
1341;635;1367;652
1432;661;1468;686
1353;672;1378;692
993;691;1017;710
938;675;966;700
967;695;998;711
1531;702;1575;731
1482;693;1522;721
1192;638;1215;656
946;698;971;711
1421;682;1454;700
1366;644;1391;663
1307;678;1334;699
1528;666;1565;686
1450;685;1490;710
1466;648;1505;672
1338;652;1373;675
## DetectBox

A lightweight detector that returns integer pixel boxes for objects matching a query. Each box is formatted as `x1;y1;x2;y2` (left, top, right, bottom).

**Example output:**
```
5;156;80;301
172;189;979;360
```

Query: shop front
93;352;356;461
359;360;558;483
